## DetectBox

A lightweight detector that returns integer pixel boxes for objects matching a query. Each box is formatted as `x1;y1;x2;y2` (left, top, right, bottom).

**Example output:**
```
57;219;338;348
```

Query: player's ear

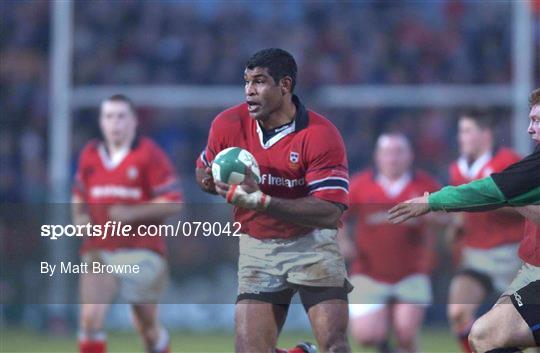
280;76;293;95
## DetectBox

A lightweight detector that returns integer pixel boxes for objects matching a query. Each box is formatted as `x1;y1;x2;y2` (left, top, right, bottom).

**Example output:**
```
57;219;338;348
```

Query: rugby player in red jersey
389;88;540;353
73;95;182;353
195;48;351;353
339;133;440;353
445;111;523;353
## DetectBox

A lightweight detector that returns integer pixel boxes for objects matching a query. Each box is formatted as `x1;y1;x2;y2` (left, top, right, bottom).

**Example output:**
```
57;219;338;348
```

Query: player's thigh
392;303;426;341
108;249;168;304
79;270;118;330
79;265;118;305
470;296;535;350
235;299;288;352
448;272;488;320
349;304;389;344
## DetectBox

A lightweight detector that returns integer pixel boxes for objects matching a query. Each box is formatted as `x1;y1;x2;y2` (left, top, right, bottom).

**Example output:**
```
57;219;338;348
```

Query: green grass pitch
0;328;460;353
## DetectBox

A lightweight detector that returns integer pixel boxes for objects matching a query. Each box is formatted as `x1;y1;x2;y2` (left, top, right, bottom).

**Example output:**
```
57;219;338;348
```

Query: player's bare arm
215;169;343;229
265;196;343;229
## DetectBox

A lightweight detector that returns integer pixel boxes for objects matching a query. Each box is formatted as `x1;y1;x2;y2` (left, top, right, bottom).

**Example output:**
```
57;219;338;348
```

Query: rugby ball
211;147;261;184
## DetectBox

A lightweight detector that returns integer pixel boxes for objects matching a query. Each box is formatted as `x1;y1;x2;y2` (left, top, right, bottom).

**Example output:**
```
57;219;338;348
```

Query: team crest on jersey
127;166;138;180
288;151;300;169
289;151;299;164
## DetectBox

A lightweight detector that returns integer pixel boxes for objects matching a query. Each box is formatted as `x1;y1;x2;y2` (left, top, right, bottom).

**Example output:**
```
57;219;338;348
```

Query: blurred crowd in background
1;0;540;328
3;1;540;203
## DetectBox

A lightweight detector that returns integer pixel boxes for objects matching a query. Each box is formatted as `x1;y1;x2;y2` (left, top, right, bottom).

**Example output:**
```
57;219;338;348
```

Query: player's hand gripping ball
211;147;261;185
212;147;270;210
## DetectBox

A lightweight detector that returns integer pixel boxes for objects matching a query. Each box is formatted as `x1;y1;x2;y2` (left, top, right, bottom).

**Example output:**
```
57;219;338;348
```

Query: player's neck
468;146;492;164
261;98;296;130
380;172;409;183
106;137;133;155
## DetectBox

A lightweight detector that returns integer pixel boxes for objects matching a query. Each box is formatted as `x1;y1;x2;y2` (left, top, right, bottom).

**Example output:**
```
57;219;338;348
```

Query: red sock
79;340;106;353
275;348;305;353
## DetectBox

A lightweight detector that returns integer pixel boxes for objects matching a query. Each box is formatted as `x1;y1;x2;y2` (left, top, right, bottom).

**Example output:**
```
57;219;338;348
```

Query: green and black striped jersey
429;145;540;212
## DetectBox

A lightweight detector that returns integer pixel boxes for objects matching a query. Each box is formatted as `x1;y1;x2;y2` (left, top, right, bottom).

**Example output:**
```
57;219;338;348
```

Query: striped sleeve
490;146;540;203
428;147;540;211
147;143;182;201
304;125;349;207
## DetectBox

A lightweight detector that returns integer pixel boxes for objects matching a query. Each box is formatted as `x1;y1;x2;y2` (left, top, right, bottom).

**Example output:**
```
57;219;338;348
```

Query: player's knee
469;317;499;352
448;304;471;326
394;328;417;351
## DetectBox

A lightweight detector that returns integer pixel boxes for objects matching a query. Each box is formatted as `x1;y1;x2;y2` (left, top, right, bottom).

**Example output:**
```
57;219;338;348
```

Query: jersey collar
98;135;140;170
375;171;413;198
457;150;492;179
255;95;309;149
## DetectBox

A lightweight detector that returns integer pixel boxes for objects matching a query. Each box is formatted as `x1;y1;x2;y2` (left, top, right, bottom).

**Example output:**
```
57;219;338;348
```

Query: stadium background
1;1;540;352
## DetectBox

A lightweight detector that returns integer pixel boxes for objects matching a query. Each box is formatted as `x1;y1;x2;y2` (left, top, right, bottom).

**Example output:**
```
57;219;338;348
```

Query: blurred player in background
389;88;540;352
445;111;523;353
196;48;351;353
339;133;440;353
72;95;182;353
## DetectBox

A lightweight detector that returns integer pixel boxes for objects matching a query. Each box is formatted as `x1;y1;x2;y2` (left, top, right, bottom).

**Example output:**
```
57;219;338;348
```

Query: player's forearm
429;176;540;212
428;177;508;212
515;205;540;226
265;196;343;229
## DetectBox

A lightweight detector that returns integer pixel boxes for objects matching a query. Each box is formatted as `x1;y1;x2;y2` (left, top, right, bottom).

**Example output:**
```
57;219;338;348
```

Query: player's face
458;118;487;158
528;104;540;143
375;137;413;179
99;101;137;146
244;67;283;121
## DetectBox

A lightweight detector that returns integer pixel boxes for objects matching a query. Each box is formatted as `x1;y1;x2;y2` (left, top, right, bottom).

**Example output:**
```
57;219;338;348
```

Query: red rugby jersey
196;95;349;239
347;169;441;283
519;220;540;266
73;136;182;255
449;148;523;249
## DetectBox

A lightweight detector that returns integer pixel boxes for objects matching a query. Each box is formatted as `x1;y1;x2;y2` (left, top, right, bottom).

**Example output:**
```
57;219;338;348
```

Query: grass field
0;328;460;353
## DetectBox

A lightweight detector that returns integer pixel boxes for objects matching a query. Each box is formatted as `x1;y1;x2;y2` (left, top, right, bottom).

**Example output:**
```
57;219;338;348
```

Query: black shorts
510;280;540;346
237;281;350;312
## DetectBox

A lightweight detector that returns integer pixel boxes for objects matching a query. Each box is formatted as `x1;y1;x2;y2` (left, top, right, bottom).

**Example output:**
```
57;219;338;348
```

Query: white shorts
502;262;540;298
237;228;351;295
82;249;168;303
461;243;521;293
349;274;432;318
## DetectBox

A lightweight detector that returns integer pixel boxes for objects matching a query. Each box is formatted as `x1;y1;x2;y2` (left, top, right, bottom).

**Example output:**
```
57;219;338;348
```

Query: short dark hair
246;48;297;92
104;94;136;113
529;88;540;108
459;109;494;130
